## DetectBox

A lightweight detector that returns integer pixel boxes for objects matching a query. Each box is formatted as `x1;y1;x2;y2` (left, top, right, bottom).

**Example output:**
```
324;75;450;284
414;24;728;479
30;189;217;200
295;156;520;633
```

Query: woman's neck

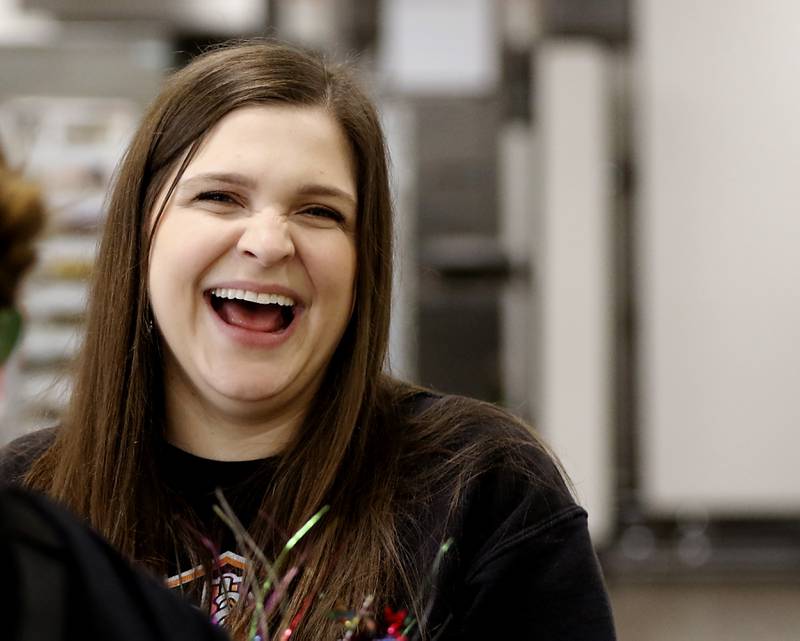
163;371;306;462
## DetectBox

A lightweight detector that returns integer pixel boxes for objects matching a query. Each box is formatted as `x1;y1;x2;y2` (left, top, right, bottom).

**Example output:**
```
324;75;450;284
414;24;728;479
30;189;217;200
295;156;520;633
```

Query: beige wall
637;0;800;515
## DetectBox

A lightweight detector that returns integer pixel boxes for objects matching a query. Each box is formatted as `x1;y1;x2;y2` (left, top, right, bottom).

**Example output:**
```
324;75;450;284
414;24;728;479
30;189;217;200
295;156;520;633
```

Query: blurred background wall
1;0;799;638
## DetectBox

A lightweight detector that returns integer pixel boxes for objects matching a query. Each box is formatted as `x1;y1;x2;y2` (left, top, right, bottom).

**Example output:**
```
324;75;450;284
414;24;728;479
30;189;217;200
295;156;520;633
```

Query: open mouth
207;288;297;333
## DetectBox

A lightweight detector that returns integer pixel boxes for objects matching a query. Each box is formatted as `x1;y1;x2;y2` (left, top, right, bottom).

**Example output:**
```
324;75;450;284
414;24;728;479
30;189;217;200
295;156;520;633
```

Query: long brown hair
25;40;555;640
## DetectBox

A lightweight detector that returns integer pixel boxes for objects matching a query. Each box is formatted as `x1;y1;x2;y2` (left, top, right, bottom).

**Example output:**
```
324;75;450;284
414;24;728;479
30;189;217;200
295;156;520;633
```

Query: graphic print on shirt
166;550;248;624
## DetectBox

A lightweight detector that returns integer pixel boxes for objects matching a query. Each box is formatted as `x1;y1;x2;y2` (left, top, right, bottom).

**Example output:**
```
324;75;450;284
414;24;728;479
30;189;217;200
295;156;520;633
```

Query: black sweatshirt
0;396;616;640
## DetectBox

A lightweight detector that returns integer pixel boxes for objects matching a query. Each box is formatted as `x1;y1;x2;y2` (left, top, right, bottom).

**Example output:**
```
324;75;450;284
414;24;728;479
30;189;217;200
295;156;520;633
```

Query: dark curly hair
0;149;46;308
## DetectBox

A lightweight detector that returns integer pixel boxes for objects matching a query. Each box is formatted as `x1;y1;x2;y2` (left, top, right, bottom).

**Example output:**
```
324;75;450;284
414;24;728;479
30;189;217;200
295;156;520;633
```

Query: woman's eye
301;206;345;223
195;191;238;205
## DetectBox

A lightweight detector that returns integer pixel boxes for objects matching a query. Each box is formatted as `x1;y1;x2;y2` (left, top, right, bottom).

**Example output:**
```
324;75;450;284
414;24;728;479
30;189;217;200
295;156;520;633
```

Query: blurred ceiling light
0;0;59;45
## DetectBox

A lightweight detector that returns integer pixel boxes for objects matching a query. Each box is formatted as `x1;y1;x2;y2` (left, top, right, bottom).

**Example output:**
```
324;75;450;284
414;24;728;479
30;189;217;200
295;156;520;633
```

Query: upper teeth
211;288;295;306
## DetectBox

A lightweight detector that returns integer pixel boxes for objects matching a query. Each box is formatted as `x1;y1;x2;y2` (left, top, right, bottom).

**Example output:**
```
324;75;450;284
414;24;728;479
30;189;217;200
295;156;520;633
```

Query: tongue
217;300;284;332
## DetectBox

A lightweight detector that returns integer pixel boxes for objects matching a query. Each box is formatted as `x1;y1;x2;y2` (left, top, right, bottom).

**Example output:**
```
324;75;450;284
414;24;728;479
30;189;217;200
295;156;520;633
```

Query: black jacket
0;484;230;641
0;396;617;641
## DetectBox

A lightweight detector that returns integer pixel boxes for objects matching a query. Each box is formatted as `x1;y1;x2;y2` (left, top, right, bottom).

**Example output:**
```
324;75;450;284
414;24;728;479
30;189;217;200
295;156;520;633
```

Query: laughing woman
0;41;616;641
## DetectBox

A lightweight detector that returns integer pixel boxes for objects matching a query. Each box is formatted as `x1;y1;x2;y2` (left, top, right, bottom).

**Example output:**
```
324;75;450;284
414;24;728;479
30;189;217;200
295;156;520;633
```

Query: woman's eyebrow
177;172;357;207
296;184;356;207
178;172;257;189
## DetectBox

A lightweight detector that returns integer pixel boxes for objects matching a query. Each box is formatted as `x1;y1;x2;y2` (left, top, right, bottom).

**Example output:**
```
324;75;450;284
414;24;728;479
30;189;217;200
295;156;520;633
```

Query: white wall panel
538;42;614;543
378;0;499;95
637;0;800;514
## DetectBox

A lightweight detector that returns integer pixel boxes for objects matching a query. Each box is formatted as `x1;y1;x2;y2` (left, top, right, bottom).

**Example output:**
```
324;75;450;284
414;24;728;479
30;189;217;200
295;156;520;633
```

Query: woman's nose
235;210;295;266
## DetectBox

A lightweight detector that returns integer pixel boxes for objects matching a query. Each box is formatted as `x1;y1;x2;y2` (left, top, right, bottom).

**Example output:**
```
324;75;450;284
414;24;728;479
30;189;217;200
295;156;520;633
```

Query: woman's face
148;105;358;423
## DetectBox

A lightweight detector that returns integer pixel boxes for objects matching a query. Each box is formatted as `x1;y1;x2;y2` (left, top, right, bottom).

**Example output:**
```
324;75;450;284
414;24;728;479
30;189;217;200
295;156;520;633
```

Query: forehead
184;105;357;193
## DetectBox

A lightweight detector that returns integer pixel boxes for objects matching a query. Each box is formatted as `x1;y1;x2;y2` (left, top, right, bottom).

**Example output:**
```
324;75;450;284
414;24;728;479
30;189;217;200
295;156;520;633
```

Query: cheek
148;215;222;342
314;237;357;298
149;210;230;292
149;225;190;305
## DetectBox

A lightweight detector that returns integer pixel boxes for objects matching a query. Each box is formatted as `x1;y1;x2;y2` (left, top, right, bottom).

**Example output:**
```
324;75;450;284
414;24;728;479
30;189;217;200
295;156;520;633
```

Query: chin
222;385;285;405
203;374;285;404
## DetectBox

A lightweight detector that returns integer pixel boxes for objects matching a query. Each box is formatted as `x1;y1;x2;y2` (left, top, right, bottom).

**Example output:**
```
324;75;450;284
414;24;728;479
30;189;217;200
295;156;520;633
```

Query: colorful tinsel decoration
329;602;418;641
210;490;453;641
